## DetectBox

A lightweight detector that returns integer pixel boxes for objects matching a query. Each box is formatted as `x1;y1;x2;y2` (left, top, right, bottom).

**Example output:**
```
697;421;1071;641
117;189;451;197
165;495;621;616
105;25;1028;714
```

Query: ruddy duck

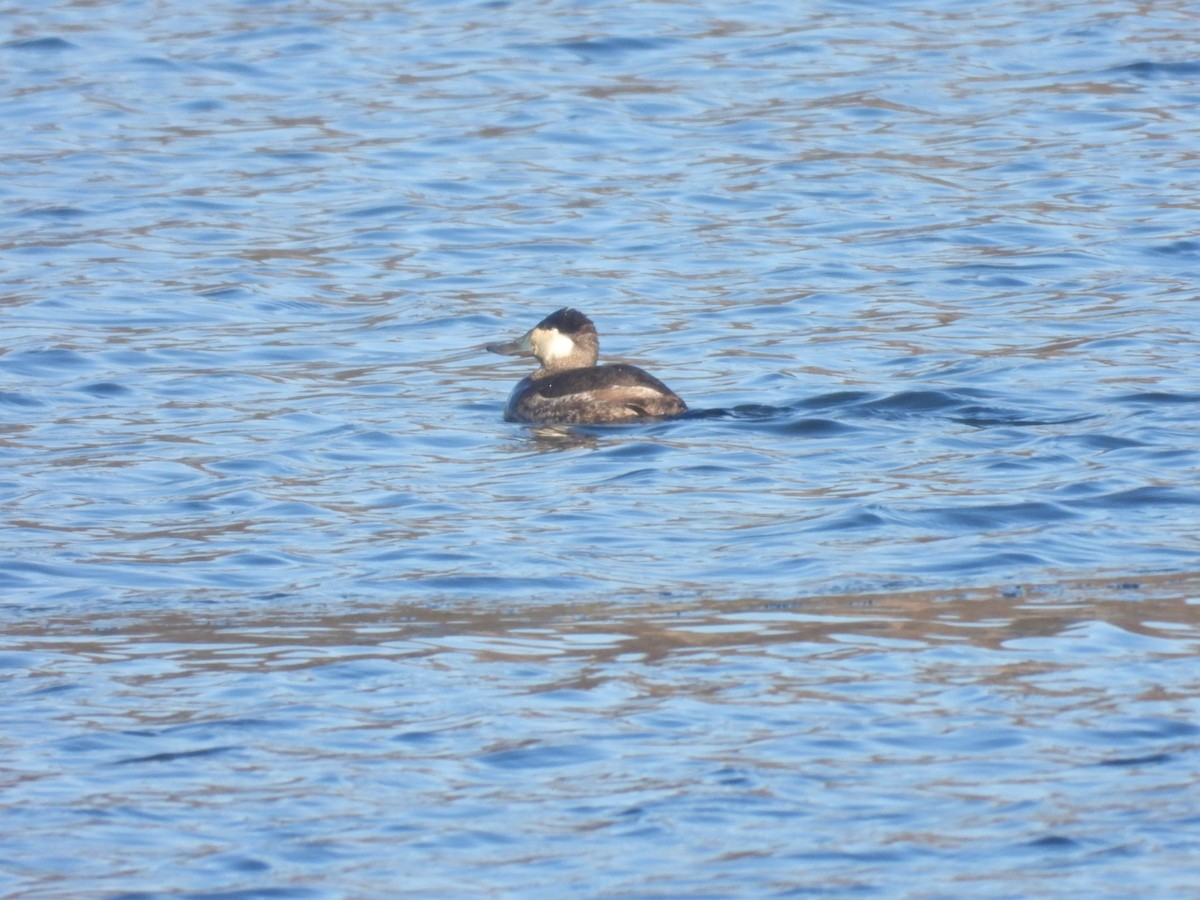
487;308;687;425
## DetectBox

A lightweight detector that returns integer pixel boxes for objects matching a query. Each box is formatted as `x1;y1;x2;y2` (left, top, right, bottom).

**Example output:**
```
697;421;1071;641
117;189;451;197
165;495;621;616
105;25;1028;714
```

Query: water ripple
4;0;1200;893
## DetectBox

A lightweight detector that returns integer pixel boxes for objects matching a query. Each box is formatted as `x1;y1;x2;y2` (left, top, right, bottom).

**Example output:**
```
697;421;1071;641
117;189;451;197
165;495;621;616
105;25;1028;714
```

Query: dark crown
537;307;596;335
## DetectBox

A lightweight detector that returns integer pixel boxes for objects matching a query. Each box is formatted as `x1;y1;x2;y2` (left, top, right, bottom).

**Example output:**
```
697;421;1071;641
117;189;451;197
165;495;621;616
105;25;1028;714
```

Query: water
3;0;1200;895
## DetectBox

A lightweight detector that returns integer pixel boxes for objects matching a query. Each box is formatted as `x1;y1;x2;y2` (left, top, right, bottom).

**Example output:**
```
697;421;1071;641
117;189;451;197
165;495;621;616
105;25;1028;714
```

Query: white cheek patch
537;328;577;362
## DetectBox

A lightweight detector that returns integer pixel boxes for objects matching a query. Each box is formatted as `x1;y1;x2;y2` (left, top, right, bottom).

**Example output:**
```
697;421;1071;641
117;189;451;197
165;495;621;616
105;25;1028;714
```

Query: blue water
3;0;1200;896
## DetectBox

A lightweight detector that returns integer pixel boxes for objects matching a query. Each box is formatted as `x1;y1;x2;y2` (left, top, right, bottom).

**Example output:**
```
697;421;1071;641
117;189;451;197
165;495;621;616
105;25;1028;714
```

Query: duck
486;308;687;424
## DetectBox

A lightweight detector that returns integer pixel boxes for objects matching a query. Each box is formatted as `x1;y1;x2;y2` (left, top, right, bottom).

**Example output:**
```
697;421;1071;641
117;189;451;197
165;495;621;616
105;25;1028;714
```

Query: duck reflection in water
487;308;687;425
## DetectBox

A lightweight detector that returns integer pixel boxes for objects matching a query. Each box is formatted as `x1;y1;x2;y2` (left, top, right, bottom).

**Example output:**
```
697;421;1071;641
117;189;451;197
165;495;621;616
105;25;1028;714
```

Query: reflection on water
3;0;1200;894
6;576;1200;896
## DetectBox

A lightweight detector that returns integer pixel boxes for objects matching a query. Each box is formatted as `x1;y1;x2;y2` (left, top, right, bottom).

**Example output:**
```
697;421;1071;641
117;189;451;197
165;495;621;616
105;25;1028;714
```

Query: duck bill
486;329;534;357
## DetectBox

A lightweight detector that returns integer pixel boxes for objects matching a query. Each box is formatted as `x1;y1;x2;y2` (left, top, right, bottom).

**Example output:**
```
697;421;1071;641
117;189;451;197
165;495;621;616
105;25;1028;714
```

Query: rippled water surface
3;0;1200;895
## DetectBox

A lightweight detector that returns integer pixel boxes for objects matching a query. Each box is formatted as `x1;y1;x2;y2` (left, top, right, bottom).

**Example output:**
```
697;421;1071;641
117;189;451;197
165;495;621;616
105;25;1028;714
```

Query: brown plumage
486;308;687;425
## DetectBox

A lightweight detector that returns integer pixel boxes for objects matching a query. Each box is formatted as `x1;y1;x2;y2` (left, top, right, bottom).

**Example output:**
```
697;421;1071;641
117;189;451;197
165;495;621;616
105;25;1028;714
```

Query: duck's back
505;363;687;424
